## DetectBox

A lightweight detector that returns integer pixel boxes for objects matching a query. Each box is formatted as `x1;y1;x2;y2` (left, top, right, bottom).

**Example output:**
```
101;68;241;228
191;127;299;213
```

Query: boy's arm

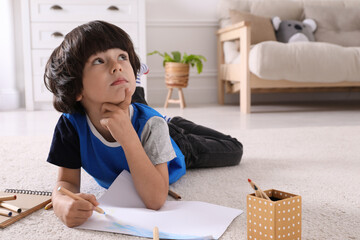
122;135;169;210
52;167;99;227
100;89;169;210
101;112;169;209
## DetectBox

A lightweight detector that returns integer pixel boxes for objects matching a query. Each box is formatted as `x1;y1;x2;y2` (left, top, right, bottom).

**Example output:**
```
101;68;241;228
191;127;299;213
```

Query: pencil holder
247;189;302;240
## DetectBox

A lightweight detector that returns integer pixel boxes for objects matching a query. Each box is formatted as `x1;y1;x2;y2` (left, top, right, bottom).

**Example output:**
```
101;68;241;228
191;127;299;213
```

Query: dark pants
132;87;243;168
168;117;243;169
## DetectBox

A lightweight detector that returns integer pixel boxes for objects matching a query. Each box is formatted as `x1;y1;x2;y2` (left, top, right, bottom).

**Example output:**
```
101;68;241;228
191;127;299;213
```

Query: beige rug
0;126;359;239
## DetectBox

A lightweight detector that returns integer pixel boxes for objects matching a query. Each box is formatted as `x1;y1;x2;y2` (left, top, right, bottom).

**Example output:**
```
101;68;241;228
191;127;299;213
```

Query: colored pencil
0;202;21;213
57;187;105;214
45;202;53;210
153;226;159;240
0;195;16;201
248;179;271;200
253;185;262;198
168;189;181;200
0;208;12;217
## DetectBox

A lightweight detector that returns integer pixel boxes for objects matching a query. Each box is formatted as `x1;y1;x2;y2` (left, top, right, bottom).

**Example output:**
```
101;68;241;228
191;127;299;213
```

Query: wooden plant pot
165;62;190;88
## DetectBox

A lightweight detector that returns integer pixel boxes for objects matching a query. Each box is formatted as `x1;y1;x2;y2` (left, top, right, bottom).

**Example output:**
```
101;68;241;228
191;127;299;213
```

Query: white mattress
227;41;360;83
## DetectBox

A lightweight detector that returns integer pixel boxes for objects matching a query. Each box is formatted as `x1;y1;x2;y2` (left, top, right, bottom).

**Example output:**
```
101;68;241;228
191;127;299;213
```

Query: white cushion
304;5;360;47
249;41;360;82
223;42;239;64
250;1;303;20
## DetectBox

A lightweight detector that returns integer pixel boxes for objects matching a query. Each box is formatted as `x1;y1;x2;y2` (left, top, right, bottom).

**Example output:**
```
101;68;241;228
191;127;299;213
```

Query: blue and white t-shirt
47;103;186;188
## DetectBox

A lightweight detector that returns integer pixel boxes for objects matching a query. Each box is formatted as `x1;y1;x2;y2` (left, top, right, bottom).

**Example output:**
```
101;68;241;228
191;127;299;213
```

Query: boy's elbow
145;197;166;210
144;191;167;210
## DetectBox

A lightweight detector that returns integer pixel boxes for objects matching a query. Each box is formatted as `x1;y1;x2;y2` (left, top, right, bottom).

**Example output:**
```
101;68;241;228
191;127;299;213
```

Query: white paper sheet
77;171;243;239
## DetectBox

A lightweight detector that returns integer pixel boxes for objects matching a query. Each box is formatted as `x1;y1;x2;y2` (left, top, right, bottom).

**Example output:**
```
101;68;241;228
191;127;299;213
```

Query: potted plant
148;51;206;88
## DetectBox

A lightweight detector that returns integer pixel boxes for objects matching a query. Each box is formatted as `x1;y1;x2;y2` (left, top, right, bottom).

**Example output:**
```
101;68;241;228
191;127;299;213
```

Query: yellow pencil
57;187;105;214
0;202;21;213
0;195;17;201
45;202;53;210
153;226;159;240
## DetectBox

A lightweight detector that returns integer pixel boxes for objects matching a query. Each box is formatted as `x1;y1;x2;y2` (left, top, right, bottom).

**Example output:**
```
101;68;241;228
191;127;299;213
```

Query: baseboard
148;88;218;107
0;89;20;110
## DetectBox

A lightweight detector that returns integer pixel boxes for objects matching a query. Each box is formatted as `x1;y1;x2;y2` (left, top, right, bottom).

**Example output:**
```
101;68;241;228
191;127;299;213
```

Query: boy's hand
54;193;99;228
100;88;136;145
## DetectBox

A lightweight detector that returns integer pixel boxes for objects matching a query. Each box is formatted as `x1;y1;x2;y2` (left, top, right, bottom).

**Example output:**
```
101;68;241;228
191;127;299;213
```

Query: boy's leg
168;117;243;169
169;116;232;138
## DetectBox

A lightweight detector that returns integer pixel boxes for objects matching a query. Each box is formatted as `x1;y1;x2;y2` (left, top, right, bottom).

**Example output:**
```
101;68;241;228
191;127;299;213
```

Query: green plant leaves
147;50;164;57
163;52;174;66
148;50;207;73
195;59;203;74
183;54;207;74
171;51;181;62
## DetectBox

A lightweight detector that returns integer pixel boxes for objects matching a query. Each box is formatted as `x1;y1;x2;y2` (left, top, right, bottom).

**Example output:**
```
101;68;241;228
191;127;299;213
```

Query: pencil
0;195;16;201
45;202;53;210
0;208;12;217
0;202;22;213
260;190;271;200
168;189;181;200
248;179;271;200
253;185;262;198
247;178;259;195
57;187;105;214
153;226;159;240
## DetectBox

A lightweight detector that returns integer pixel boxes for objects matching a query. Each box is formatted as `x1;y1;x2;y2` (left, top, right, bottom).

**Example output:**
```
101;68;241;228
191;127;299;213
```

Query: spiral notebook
0;189;52;228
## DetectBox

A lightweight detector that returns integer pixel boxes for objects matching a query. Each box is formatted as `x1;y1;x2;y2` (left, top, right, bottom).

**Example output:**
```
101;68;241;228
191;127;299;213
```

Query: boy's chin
109;87;135;104
111;97;126;105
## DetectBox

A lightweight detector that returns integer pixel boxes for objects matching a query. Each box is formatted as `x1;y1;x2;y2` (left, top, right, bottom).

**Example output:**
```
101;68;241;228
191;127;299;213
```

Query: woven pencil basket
165;62;190;88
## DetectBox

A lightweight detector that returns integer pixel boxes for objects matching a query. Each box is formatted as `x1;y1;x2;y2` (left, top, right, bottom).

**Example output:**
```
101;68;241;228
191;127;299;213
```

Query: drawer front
33;75;53;102
31;22;139;49
30;0;138;22
32;50;52;75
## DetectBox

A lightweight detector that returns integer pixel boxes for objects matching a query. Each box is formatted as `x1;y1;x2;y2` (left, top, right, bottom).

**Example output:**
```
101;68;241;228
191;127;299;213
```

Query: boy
44;20;243;227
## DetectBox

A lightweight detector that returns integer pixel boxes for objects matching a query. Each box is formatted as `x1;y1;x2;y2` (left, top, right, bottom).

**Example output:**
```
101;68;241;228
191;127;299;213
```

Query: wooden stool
164;87;186;108
164;62;189;108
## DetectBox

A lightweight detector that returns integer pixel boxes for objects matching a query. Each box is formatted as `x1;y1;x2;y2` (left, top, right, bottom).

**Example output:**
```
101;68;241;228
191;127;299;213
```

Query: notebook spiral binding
4;189;52;196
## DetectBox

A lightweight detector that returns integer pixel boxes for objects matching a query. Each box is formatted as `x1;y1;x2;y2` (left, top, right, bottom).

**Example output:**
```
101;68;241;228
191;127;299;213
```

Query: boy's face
78;48;136;108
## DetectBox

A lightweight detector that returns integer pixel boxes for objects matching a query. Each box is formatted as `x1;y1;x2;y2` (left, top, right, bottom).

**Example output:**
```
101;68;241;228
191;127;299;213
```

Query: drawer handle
51;32;64;38
107;5;119;11
50;5;63;10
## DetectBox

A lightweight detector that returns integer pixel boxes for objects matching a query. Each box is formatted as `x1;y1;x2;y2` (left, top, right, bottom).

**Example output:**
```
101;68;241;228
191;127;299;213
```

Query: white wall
145;0;222;106
0;0;20;110
9;0;360;109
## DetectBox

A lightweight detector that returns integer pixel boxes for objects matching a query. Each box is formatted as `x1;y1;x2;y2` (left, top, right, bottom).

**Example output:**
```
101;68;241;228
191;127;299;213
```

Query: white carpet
1;126;359;240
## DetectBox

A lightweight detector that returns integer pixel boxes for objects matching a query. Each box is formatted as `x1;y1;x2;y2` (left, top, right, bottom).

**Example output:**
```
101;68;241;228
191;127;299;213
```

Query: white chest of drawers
21;0;146;110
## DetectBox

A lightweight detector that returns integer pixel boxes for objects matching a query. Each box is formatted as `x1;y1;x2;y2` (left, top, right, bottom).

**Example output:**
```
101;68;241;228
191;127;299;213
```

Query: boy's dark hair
44;20;140;114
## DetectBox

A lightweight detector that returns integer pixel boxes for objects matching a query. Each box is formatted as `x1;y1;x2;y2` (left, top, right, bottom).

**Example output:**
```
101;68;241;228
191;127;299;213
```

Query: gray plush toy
272;16;317;43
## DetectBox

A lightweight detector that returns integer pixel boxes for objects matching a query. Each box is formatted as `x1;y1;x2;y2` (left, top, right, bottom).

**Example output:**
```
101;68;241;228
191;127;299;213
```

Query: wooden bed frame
217;21;360;113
